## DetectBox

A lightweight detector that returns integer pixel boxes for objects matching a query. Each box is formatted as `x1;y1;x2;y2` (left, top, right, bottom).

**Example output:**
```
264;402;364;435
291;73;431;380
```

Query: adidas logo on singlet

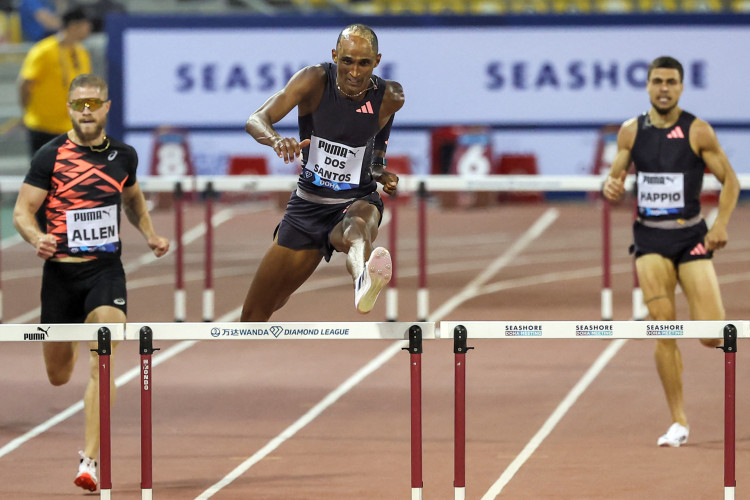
356;101;374;114
666;126;685;139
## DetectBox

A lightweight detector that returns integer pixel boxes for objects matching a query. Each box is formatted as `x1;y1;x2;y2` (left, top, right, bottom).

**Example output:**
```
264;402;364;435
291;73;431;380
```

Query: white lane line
0;209;238;457
430;208;559;320
480;339;628;500
195;208;560;498
195;340;406;500
0;338;199;459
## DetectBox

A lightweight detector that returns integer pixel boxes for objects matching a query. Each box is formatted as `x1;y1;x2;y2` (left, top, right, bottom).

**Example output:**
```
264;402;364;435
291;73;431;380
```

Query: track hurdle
124;321;435;500
1;323;125;499
440;320;749;500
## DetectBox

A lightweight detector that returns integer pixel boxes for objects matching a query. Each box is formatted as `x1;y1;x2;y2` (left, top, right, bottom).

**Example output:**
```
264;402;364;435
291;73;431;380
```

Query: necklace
89;136;110;152
336;78;375;99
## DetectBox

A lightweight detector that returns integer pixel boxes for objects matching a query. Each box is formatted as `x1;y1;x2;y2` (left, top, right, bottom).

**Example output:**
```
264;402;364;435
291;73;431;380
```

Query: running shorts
275;191;384;262
41;258;127;323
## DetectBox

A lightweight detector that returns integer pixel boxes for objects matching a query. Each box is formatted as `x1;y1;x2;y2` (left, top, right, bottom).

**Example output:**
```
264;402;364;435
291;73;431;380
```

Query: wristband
372;157;387;167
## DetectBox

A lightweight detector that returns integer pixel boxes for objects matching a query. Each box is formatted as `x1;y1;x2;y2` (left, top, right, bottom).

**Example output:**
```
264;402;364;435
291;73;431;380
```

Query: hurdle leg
93;327;113;499
453;325;473;500
403;325;423;499
720;324;738;500
140;326;159;500
386;192;399;322
417;182;429;322
601;197;612;321
174;182;186;322
203;182;215;322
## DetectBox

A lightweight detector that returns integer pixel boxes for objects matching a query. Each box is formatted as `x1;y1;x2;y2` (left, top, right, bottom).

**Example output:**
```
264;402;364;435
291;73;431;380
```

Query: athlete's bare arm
690;119;740;250
13;183;56;259
245;65;326;163
602;117;637;202
371;80;405;196
122;182;170;257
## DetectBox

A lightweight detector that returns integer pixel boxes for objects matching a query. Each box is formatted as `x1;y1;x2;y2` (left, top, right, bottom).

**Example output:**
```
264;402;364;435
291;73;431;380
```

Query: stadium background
0;2;749;499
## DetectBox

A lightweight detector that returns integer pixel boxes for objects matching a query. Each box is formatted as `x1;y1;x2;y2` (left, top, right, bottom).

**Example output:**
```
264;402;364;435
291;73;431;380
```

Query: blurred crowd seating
0;0;747;176
1;0;746;24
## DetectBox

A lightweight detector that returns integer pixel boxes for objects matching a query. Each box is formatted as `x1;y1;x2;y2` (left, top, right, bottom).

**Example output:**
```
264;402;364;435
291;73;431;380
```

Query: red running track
1;198;749;499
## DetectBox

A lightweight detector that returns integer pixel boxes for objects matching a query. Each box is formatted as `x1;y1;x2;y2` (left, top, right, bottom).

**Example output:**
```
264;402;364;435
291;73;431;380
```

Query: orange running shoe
74;451;98;492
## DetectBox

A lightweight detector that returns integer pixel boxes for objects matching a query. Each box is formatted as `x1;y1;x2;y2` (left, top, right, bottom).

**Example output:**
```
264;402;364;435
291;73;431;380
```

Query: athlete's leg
43;341;79;386
329;200;381;279
330;201;391;313
241;242;323;321
82;305;123;460
678;259;725;347
636;254;687;426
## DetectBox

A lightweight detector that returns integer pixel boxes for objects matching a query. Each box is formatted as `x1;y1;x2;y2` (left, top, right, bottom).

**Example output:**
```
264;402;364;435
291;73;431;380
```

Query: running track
1;195;748;499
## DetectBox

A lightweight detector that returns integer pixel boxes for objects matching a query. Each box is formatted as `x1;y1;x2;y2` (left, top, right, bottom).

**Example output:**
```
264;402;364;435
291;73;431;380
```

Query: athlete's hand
148;235;170;258
377;171;399;196
273;137;310;164
35;234;56;260
602;171;626;201
705;224;728;251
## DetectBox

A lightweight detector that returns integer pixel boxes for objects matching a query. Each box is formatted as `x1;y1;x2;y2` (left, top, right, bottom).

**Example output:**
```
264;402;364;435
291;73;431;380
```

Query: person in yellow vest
18;6;92;156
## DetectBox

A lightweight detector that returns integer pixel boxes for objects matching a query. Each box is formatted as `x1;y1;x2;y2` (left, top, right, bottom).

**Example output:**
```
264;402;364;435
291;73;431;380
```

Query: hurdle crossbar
129;321;434;499
440;320;750;339
444;320;747;500
125;321;436;341
0;322;126;342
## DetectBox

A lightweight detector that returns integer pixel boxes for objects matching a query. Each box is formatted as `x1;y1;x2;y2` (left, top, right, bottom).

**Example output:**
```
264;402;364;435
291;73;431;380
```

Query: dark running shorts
631;219;712;265
41;258;127;323
275;191;384;262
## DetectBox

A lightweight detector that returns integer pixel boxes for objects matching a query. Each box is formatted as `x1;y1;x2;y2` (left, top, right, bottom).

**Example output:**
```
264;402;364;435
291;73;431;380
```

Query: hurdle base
142;488;153;500
411;487;422;500
725;486;735;500
455;486;466;500
100;489;112;500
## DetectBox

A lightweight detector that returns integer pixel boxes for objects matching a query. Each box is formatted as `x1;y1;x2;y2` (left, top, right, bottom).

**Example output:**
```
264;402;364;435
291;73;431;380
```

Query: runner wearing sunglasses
13;74;170;493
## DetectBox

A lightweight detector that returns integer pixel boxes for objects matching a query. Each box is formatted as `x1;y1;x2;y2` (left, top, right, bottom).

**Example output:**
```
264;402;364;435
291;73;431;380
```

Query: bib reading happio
638;172;685;216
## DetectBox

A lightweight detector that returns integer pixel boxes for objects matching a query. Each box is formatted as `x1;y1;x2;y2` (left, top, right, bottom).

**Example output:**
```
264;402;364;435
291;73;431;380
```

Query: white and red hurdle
0;319;745;499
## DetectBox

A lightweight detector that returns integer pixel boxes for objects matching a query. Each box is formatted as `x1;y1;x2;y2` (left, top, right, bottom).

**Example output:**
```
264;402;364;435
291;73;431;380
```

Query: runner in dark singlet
602;56;739;448
241;24;404;321
13;74;170;492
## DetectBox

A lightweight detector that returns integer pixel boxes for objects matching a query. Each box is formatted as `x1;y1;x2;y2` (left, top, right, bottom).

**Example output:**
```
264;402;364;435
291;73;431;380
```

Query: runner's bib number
637;172;684;216
304;135;366;191
66;205;119;250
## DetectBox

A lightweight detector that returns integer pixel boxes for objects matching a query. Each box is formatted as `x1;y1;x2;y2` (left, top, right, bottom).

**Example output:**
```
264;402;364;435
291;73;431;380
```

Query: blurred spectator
18;6;92;155
19;0;62;42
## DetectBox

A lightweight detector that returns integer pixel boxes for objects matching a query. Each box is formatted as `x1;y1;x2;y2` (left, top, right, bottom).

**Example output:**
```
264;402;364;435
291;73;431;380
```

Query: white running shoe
74;450;98;492
354;247;392;314
657;422;689;447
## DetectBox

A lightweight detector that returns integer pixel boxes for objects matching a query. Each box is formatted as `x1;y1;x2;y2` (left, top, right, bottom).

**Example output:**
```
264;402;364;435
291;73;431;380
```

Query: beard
651;98;676;116
71;117;106;143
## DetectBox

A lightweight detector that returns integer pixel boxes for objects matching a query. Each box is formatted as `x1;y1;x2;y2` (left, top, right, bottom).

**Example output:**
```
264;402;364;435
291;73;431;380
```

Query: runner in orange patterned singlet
13;74;169;494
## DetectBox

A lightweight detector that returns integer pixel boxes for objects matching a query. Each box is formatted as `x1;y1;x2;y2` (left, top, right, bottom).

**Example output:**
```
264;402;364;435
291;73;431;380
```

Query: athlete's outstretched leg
330;200;391;314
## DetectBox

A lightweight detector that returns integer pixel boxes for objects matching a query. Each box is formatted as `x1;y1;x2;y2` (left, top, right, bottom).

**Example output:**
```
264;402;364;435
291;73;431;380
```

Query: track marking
195;208;560;498
195;340;406;499
0;209;238;457
480;339;628;499
430;208;559;320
